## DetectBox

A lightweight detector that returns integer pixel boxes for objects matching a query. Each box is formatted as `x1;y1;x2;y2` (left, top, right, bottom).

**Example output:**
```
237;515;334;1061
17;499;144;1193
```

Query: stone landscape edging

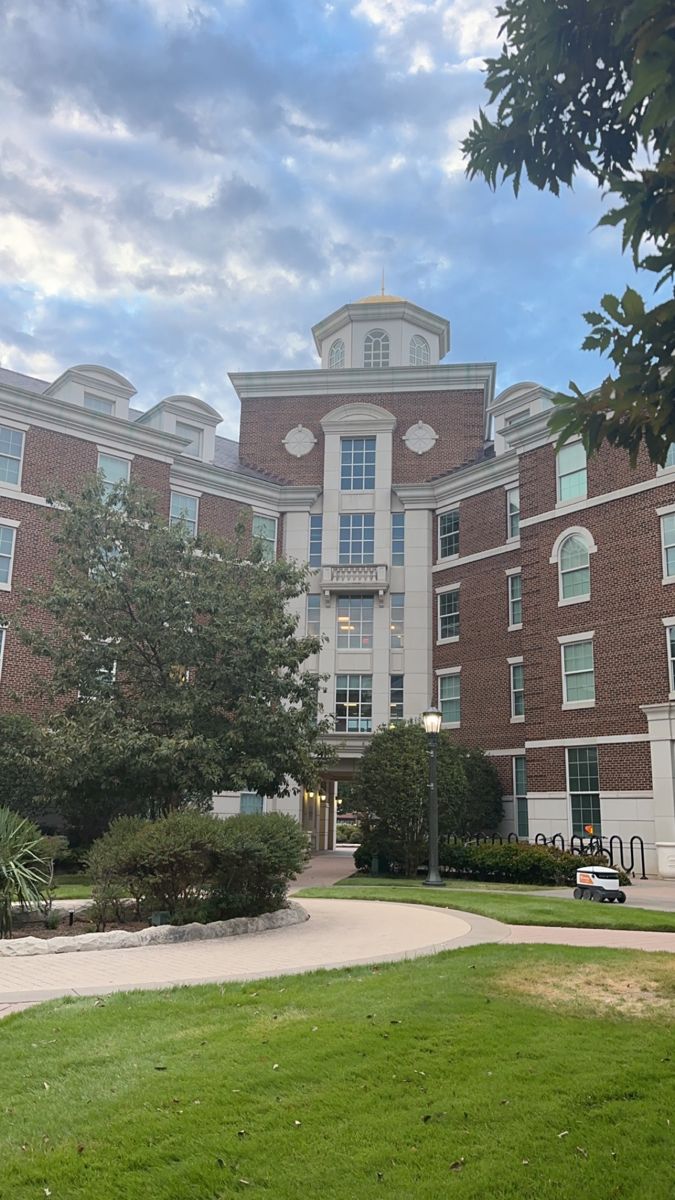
0;901;310;957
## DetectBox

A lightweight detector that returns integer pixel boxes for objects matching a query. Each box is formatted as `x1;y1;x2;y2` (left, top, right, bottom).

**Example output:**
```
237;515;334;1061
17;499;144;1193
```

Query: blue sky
0;0;643;437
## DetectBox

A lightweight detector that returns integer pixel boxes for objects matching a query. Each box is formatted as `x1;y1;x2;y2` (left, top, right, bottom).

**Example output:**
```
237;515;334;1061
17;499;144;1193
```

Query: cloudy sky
0;0;643;437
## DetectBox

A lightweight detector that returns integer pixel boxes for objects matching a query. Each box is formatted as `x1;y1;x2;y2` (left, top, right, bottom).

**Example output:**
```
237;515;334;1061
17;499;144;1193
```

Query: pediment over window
320;402;396;435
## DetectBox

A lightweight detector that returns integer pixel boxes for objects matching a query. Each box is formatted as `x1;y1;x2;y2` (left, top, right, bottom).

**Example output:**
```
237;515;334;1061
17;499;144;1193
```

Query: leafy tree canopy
16;480;329;841
463;0;675;464
351;722;502;876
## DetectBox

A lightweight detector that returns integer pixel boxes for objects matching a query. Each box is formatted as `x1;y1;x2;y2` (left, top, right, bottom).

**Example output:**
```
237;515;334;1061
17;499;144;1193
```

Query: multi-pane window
513;755;529;838
335;674;372;733
438;589;459;640
339;513;375;564
0;425;25;486
556;441;587;502
390;593;404;648
567;747;601;836
84;393;114;415
506;487;520;539
666;444;675;469
439;673;460;725
252;514;277;562
307;594;321;638
409;335;430;366
240;792;264;815
336;596;374;649
176;421;203;458
508;572;522;627
170;492;198;536
559;535;590;600
391;512;405;565
0;525;16;588
341;437;376;491
364;329;389;368
661;513;675;578
667;625;675;693
561;639;595;704
309;515;323;567
389;674;404;722
439;510;459;558
98;452;130;496
510;661;524;719
328;339;345;369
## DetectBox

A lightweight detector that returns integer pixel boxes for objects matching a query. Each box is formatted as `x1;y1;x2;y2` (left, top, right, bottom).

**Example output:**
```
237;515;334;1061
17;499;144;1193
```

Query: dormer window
364;329;389;368
176;421;203;459
409;335;430;366
329;339;345;369
84;393;115;416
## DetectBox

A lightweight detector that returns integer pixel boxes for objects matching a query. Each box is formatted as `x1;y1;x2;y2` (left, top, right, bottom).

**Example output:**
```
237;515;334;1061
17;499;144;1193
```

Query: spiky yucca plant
0;807;53;938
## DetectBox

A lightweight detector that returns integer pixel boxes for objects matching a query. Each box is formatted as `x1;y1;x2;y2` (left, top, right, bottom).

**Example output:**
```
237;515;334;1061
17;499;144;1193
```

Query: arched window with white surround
550;527;597;605
409;334;430;366
328;338;345;368
364;329;390;368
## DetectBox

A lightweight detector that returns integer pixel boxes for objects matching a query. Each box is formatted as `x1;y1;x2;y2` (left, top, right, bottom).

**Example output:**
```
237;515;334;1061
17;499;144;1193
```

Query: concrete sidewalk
1;895;673;1022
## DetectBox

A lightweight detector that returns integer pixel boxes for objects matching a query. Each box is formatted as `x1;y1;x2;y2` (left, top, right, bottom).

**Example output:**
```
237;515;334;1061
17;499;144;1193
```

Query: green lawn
2;945;673;1199
51;874;92;900
296;884;675;932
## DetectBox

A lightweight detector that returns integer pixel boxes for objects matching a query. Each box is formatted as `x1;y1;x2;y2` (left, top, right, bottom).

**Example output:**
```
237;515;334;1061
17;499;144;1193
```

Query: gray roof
0;366;49;394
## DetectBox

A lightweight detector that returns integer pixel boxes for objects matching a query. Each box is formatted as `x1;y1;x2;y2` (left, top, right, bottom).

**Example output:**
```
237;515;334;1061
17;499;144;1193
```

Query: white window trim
550;526;596;607
505;485;520;542
558;631;595;709
555;437;587;507
659;508;675;585
508;656;524;723
437;509;460;561
506;568;522;631
436;585;460;645
170;489;200;535
252;513;278;562
0;419;27;491
663;619;675;699
96;444;134;462
565;746;601;838
0;624;6;681
437;665;461;729
0;520;18;591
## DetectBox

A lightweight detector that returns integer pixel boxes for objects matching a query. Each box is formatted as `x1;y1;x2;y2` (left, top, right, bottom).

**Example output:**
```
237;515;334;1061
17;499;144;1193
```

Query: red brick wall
435;486;511;563
198;494;252;543
239;389;485;486
524;744;652;795
0;498;58;713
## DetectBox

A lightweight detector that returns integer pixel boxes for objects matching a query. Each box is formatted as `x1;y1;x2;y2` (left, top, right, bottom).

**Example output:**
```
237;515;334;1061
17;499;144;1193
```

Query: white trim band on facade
0;516;20;529
520;471;675;530
484;748;525;757
432;540;520;573
557;630;595;644
435;665;462;676
435;581;461;595
525;734;651;748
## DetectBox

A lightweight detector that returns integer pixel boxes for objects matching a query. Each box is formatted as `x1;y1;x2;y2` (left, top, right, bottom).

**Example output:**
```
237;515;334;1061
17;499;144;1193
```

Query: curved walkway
1;897;673;1020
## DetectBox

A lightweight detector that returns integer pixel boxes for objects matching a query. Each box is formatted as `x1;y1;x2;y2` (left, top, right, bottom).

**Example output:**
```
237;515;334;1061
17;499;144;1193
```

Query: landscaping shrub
438;840;630;887
88;810;309;927
336;823;361;844
0;807;55;937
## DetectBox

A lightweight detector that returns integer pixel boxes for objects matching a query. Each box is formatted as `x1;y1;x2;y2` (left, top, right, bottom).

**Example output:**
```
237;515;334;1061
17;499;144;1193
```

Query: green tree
17;479;329;842
0;714;49;820
463;0;675;465
351;723;502;876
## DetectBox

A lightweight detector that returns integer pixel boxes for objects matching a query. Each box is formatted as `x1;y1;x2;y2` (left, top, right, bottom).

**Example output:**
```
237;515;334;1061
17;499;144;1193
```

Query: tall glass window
307;594;321;638
508;573;522;627
308;515;323;567
390;594;404;648
0;525;16;587
335;674;372;732
567;747;601;835
559;535;590;600
439;510;459;558
252;515;277;562
341;437;376;491
170;492;198;536
557;442;587;502
438;590;459;640
98;452;130;497
0;425;24;486
391;512;405;565
510;661;524;718
336;596;374;649
328;339;345;368
364;329;389;368
389;675;404;722
439;674;460;725
339;514;374;564
513;756;529;838
562;640;595;704
506;487;520;539
409;335;430;366
661;514;675;578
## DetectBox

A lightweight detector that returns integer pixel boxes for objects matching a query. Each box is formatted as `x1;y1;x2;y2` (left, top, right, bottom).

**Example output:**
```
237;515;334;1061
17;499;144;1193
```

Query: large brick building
1;293;675;875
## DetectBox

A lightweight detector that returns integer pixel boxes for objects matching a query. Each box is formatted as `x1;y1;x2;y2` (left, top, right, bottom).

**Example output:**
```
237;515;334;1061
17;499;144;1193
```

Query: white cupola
311;293;450;370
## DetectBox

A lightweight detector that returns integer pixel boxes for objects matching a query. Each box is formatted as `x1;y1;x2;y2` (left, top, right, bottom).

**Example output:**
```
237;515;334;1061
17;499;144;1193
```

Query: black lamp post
422;706;445;888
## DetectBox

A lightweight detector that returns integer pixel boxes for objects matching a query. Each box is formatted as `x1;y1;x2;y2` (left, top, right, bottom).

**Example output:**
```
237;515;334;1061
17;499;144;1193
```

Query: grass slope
296;884;675;932
1;945;673;1200
51;874;92;900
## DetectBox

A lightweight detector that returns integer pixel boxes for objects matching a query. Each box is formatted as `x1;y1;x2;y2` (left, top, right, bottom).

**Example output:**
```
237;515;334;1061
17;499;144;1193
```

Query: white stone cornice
502;408;556;453
394;449;518;512
0;386;187;463
229;362;496;404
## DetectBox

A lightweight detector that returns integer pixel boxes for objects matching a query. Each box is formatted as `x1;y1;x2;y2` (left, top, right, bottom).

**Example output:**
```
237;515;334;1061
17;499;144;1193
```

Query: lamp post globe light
422;706;445;888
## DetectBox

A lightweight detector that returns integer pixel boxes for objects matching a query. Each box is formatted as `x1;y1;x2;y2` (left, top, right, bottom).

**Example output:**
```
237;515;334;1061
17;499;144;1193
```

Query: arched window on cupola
364;329;390;368
409;334;430;366
328;338;345;368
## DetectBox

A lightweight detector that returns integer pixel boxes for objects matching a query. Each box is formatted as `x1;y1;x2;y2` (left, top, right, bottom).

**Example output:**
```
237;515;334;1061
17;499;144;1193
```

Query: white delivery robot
573;866;626;903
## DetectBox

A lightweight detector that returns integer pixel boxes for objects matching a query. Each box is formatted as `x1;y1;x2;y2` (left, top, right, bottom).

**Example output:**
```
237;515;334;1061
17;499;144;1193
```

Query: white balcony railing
321;563;389;604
